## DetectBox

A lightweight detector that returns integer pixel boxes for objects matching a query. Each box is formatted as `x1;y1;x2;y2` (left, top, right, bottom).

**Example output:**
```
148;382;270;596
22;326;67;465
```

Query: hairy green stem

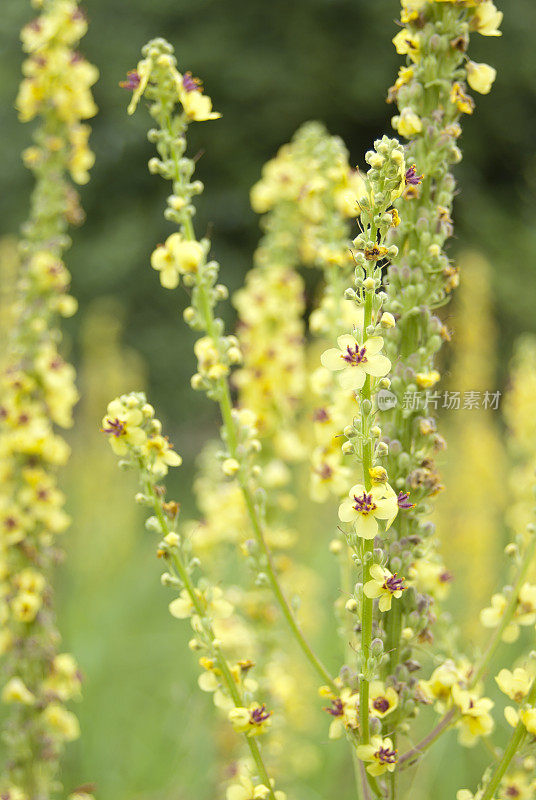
145;476;277;799
359;289;374;743
480;678;536;800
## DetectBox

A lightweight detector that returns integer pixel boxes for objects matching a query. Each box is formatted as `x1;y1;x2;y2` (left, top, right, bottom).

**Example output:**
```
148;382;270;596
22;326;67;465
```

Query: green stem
359;289;374;743
480;678;536;800
145;477;277;798
470;532;536;689
398;708;456;770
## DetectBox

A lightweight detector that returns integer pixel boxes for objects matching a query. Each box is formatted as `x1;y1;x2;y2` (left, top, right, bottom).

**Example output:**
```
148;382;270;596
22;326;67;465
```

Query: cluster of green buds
0;0;97;795
102;392;284;800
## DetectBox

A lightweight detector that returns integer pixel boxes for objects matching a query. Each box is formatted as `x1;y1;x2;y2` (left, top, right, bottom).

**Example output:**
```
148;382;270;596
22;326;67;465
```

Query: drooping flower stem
142;471;277;800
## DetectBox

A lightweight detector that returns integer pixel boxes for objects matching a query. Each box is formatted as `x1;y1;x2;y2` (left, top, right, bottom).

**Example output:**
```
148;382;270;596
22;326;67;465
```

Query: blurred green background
1;1;536;798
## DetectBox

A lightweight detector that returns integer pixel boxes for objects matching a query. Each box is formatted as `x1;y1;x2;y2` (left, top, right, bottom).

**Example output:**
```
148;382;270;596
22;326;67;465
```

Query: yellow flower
228;703;272;736
14;568;46;595
150;240;180;289
12;592;41;623
322;687;359;738
126;58;152;114
310;448;351;503
226;775;285;800
0;503;29;545
194;336;229;380
321;334;391;391
339;483;398;539
520;707;536;735
516;582;536;624
1;677;35;705
364;565;406;612
356;735;398;776
409;558;452;601
451;82;475;115
175;71;221;121
171;236;204;273
369;681;399;717
452;684;494;747
500;773;535;800
394;107;422;138
169;586;233;621
415;370;441;389
43;702;80;741
420;660;465;709
392;29;420;62
495;668;532;702
471;2;503;36
43;653;82;702
101;397;147;456
466;61;497;95
142;434;182;477
400;0;427;23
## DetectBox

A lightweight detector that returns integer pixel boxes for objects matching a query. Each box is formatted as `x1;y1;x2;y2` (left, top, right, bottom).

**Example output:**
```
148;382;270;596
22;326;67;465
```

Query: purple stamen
325;698;344;717
316;464;333;481
440;571;453;584
182;71;202;93
405;165;423;186
342;344;367;366
376;746;398;764
384;573;406;593
250;704;271;725
373;697;390;714
353;492;376;515
102;417;126;437
397;491;415;509
313;407;330;423
119;70;141;91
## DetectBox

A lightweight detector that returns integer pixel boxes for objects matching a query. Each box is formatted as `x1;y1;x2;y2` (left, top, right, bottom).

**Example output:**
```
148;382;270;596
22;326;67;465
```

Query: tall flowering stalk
320;137;409;783
101;393;282;800
0;0;97;796
354;0;505;767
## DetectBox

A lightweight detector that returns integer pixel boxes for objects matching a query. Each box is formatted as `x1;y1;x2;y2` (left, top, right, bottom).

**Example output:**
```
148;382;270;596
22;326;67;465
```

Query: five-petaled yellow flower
356;735;398;776
364;565;406;612
338;483;398;539
495;668;532;702
321;335;391;391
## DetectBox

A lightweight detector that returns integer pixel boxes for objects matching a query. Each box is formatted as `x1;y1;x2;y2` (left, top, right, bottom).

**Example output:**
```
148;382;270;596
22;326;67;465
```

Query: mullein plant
0;0;96;797
105;2;536;799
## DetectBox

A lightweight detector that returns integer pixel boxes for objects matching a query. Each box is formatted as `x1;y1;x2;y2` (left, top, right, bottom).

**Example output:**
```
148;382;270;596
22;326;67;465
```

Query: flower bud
222;458;240;476
381;312;396;329
345;598;358;614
